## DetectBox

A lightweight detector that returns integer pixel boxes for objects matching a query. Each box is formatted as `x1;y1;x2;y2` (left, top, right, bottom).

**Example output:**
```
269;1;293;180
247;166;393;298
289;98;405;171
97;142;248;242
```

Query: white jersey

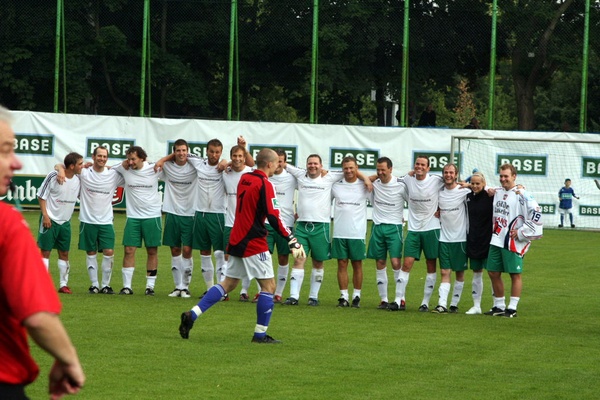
268;169;297;227
113;162;163;219
490;186;543;256
403;173;444;232
223;166;253;227
37;171;80;225
286;165;343;223
161;161;197;217
187;156;225;213
371;175;407;225
79;167;125;225
438;185;470;243
331;179;369;239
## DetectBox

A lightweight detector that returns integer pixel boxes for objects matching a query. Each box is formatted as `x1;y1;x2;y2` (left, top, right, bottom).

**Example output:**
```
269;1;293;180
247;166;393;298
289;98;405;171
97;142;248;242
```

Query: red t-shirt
227;169;291;257
0;203;62;385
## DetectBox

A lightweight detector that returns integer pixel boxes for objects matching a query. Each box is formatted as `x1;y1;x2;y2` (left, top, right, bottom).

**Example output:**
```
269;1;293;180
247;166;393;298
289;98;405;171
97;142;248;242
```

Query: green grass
22;211;600;399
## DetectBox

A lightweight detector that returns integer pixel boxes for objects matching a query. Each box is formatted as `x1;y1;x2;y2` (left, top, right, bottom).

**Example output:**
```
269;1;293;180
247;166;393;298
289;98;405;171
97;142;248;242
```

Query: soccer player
112;146;164;295
464;172;494;315
59;146;125;295
432;164;470;314
265;149;297;303
178;148;305;343
37;152;83;294
486;163;543;318
222;144;254;301
558;178;579;228
0;105;85;400
283;155;344;306
159;139;198;298
332;156;370;308
395;156;444;312
367;157;407;310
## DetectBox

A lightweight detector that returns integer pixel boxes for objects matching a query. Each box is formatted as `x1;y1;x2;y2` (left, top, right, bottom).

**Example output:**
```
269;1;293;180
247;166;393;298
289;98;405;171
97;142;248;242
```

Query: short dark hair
126;146;147;161
64;152;83;168
377;157;392;168
500;163;517;176
173;139;189;150
306;154;322;164
229;145;246;157
415;155;430;167
341;156;357;166
93;146;108;157
207;138;223;149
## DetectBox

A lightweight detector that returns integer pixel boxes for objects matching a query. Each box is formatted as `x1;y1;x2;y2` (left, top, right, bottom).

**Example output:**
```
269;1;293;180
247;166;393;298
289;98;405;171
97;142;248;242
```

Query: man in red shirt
0;106;85;399
178;148;305;343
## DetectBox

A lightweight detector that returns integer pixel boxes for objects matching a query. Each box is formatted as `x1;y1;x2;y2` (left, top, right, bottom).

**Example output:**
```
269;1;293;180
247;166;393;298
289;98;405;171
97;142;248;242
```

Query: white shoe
180;289;191;298
465;306;482;315
168;289;181;297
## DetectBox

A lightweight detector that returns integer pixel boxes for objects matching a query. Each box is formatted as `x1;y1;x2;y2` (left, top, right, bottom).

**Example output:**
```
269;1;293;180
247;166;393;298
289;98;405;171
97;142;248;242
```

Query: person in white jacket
485;163;543;318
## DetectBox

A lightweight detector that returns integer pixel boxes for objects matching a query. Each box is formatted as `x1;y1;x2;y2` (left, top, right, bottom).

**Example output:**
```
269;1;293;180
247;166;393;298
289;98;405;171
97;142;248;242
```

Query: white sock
146;275;157;290
101;255;114;288
422;273;437;306
340;289;349;301
58;259;70;287
508;296;520;310
42;257;49;271
471;272;483;308
241;277;250;294
395;270;410;304
171;255;183;289
86;255;99;287
122;267;134;289
309;269;324;299
275;264;289;297
214;250;226;282
438;282;450;308
450;280;465;307
352;289;361;299
493;296;506;310
376;268;388;302
182;257;193;289
289;269;305;299
201;255;214;289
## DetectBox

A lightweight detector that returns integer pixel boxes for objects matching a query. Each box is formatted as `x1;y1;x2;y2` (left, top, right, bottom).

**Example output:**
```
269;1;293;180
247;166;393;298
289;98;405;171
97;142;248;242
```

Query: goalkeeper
179;148;304;343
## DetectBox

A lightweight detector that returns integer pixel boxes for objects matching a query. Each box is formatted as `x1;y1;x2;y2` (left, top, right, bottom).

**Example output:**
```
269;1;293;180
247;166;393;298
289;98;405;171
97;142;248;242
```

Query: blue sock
254;292;274;338
193;285;225;319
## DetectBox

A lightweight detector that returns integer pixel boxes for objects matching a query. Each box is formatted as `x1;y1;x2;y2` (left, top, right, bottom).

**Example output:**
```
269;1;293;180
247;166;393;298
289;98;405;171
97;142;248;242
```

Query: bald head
256;148;278;177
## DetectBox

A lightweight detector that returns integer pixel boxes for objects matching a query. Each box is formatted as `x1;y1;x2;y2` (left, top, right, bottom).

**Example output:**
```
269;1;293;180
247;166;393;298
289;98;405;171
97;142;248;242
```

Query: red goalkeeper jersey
227;169;292;257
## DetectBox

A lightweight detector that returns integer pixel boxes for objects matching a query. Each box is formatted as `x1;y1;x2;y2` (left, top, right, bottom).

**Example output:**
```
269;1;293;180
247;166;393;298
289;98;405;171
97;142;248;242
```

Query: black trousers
0;382;29;400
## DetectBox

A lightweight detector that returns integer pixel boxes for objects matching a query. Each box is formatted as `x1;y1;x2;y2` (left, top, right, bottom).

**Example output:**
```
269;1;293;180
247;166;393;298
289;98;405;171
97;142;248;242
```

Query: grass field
21;211;600;399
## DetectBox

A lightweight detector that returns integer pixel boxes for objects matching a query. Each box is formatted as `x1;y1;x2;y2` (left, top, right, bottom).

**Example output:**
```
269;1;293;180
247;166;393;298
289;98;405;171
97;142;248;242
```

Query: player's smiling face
230;149;245;171
127;152;144;170
499;168;516;190
414;157;430;180
306;156;322;178
174;144;188;165
376;162;392;183
342;160;358;182
93;148;108;170
443;165;456;186
274;155;286;175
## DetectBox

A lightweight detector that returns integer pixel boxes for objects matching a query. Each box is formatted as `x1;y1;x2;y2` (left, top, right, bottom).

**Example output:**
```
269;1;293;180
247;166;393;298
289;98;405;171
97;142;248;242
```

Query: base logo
88;139;135;159
330;148;378;169
249;145;297;166
497;155;547;176
14;134;54;155
412;152;461;172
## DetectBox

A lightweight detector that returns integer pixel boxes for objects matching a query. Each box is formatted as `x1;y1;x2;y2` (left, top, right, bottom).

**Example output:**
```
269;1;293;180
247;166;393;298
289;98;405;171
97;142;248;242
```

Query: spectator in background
464;118;480;129
0;105;85;399
558;178;579;228
417;104;436;127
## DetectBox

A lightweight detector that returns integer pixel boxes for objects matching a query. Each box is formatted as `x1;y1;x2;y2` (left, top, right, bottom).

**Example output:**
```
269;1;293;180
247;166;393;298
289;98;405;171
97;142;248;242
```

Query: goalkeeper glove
288;237;306;259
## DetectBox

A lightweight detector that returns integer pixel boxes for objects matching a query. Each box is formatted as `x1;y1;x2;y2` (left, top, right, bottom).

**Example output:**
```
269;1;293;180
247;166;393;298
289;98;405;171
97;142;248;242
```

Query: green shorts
193;212;225;251
367;224;403;260
123;217;162;248
163;213;194;248
439;242;468;271
223;226;232;254
331;238;366;261
403;229;440;260
468;257;487;271
266;224;292;256
294;221;331;262
37;217;71;252
487;245;524;274
78;222;115;252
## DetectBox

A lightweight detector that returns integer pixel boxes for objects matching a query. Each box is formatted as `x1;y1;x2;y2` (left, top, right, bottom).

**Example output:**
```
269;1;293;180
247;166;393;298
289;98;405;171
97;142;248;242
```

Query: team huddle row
37;137;543;321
